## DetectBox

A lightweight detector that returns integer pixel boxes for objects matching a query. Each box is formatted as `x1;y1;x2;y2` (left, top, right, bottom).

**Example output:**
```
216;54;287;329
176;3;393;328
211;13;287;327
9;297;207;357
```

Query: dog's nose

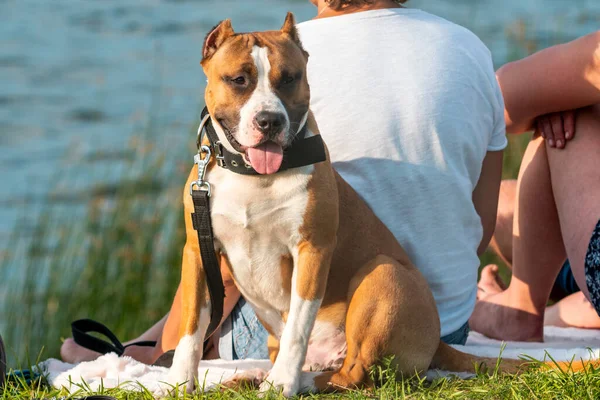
254;111;284;137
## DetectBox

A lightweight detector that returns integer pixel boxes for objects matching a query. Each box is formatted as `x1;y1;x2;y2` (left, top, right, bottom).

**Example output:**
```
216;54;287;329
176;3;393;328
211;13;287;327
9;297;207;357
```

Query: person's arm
154;263;241;358
498;30;600;134
473;151;503;256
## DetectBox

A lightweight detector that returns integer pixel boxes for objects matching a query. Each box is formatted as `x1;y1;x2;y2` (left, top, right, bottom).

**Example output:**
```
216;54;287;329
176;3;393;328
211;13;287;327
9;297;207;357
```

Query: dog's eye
231;76;246;85
281;75;295;85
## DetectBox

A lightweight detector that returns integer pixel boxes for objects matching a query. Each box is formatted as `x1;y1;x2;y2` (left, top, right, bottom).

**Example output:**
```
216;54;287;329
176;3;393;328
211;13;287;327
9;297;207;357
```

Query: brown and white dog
165;13;595;396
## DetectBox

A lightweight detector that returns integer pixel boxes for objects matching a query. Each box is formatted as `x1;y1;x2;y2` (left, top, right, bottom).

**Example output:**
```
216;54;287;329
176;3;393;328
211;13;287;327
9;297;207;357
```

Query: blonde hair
325;0;407;10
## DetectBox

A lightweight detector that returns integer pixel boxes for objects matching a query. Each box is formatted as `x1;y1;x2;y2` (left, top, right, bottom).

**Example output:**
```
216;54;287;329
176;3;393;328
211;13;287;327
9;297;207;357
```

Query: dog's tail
430;340;599;375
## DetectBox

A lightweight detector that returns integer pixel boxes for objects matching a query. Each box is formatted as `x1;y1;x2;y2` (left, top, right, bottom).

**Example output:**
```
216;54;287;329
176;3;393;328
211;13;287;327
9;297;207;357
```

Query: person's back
297;7;506;337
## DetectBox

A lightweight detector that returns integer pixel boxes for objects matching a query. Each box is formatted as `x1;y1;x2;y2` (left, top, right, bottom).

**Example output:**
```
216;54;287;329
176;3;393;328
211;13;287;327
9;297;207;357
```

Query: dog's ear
280;12;300;45
202;19;235;62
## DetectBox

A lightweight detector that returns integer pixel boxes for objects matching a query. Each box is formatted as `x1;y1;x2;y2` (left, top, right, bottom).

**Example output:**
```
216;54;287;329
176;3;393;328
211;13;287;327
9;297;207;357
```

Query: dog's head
200;13;310;175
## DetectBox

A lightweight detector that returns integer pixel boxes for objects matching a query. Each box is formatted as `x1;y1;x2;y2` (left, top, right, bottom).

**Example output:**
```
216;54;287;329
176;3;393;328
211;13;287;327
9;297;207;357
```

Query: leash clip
190;145;212;196
191;112;214;196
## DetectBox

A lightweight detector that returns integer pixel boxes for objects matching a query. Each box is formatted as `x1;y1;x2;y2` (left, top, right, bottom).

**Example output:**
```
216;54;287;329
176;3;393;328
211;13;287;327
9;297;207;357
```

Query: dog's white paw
156;368;195;398
221;368;269;390
259;367;300;397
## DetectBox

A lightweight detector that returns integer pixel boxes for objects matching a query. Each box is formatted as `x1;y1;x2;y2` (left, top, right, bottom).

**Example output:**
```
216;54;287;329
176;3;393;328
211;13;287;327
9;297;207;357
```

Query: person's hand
536;110;576;149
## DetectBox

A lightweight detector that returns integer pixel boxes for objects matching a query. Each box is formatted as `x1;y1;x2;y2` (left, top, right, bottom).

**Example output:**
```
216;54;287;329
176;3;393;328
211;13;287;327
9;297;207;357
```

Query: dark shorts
551;219;600;317
551;260;580;300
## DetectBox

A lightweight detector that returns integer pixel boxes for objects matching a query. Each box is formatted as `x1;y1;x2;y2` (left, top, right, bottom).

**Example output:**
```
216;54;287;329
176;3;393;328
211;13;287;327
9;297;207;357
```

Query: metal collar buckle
214;142;226;167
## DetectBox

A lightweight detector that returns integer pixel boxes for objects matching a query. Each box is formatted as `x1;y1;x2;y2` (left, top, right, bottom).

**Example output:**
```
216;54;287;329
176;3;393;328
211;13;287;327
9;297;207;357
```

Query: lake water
1;0;599;248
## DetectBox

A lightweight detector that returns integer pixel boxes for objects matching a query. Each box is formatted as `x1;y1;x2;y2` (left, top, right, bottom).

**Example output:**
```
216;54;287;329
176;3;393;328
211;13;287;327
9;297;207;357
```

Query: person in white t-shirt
60;0;505;364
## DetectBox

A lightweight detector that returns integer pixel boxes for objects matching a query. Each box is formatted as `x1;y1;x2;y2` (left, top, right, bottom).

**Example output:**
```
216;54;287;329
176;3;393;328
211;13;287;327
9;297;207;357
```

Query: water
1;0;599;247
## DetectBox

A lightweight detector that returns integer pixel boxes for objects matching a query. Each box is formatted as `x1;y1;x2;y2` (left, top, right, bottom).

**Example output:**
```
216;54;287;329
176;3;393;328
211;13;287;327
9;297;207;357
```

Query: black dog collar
199;107;326;175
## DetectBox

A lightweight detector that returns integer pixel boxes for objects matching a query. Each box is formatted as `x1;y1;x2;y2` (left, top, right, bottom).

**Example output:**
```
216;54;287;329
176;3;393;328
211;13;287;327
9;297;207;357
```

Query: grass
2;355;600;399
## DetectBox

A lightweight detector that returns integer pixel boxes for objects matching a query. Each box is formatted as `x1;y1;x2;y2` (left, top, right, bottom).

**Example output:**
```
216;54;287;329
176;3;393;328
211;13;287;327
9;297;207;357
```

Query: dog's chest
208;166;313;319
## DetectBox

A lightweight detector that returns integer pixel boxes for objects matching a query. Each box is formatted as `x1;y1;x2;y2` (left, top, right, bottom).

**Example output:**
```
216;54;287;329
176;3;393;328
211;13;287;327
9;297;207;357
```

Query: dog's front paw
221;368;269;390
156;366;196;397
259;367;300;397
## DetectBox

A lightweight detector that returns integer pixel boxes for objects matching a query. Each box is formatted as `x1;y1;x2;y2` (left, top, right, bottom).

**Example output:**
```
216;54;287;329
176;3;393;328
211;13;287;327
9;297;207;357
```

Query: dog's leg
164;242;210;394
312;255;440;392
267;334;280;363
259;242;333;396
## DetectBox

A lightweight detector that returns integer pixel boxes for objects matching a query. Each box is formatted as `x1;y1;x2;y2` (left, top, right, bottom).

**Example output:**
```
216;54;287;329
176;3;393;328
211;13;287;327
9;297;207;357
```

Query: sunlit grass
2;357;600;399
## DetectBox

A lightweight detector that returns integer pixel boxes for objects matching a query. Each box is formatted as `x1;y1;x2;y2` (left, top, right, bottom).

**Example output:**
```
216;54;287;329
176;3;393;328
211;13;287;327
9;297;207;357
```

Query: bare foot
477;265;506;300
60;338;156;364
470;265;544;342
545;291;600;328
60;338;102;364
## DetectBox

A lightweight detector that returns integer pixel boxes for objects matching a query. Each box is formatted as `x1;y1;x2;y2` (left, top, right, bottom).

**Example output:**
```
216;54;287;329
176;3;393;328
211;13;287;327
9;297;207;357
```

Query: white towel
42;326;600;395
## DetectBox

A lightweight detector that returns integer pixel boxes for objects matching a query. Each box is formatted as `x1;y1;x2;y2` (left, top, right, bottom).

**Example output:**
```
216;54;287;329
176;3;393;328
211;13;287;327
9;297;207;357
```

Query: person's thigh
546;104;600;311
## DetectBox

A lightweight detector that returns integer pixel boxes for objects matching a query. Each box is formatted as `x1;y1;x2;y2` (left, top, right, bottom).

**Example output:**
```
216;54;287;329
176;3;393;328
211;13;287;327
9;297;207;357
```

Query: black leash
188;132;225;340
71;318;175;367
190;108;326;339
71;319;157;356
189;186;225;338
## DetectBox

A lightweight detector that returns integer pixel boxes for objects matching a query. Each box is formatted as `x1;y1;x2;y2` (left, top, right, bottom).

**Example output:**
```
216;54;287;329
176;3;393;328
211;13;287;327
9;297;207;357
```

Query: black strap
190;189;225;338
71;319;157;356
201;107;326;175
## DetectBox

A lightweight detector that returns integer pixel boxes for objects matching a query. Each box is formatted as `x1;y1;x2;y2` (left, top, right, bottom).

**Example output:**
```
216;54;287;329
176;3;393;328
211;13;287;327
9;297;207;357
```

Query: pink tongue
246;142;284;175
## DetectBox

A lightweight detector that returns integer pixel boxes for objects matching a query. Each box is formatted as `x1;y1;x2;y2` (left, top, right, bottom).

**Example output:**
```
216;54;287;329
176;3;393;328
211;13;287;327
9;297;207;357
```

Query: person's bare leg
545;291;600;328
150;264;243;362
546;104;600;309
150;283;183;362
489;180;517;267
477;180;516;299
470;135;567;341
477;265;506;300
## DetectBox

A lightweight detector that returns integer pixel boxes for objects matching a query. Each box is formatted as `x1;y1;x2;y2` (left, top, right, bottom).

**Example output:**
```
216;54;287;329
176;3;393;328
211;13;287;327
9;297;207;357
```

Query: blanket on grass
41;326;600;395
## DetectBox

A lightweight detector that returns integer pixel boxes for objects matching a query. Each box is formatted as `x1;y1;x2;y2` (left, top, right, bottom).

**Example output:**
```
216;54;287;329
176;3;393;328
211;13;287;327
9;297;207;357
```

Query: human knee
574;104;600;134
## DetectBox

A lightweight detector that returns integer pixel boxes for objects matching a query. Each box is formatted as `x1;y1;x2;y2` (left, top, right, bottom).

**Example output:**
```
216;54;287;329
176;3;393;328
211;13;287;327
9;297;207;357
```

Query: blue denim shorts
218;298;469;360
218;297;270;360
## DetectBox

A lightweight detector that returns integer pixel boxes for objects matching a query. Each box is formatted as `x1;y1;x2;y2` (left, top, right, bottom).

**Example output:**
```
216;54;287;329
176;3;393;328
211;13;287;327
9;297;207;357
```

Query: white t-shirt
297;8;506;336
